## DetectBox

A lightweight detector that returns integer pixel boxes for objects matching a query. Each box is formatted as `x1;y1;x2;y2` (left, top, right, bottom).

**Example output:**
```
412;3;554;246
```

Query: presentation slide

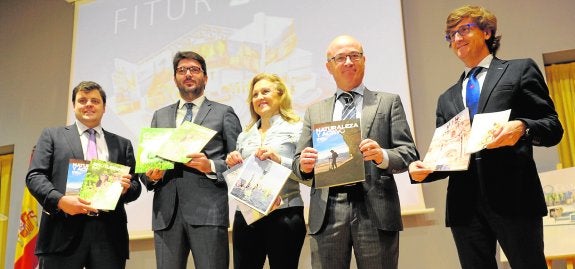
69;0;427;232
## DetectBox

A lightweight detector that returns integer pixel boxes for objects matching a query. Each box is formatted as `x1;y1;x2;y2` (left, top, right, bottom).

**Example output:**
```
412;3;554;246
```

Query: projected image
70;0;424;231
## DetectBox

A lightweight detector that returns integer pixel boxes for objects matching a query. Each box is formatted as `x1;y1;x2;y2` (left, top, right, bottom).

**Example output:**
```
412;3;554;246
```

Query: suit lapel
103;130;119;163
452;73;466;113
194;98;212;125
65;124;84;159
478;58;508;113
361;89;377;138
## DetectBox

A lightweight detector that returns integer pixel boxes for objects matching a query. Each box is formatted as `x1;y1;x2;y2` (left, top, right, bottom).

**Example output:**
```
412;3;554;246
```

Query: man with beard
141;51;242;269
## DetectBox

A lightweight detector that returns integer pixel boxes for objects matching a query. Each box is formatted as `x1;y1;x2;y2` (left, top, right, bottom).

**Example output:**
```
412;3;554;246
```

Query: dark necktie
183;103;194;123
86;129;98;160
466;67;483;119
339;92;356;120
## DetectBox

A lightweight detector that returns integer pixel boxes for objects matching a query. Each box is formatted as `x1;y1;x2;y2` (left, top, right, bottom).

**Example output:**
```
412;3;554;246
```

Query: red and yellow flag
13;187;38;269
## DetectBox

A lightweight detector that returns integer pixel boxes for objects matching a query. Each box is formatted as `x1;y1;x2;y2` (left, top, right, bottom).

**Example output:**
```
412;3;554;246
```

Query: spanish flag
13;187;39;269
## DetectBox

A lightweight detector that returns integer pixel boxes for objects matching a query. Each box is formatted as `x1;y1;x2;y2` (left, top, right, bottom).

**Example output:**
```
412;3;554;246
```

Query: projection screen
68;0;430;233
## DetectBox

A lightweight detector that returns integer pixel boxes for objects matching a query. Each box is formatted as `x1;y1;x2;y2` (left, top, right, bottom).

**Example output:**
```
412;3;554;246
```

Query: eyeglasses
328;52;363;63
176;66;203;75
445;23;477;42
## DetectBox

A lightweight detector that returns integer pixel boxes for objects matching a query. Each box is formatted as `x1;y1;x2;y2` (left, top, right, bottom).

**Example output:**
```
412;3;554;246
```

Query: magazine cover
422;108;471;171
312;118;365;188
229;155;291;215
156;121;217;163
66;159;89;195
78;159;130;210
466;109;511;153
136;128;175;173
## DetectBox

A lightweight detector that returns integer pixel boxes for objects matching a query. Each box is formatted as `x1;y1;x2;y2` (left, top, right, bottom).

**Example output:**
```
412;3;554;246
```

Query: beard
177;78;206;100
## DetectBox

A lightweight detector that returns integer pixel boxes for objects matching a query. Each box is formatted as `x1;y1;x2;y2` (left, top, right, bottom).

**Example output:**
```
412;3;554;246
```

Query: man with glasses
293;35;418;269
141;51;242;269
26;81;141;269
409;5;563;269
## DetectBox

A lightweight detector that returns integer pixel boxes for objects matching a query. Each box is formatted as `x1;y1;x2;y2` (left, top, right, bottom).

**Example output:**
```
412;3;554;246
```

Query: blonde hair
245;73;300;130
446;5;501;55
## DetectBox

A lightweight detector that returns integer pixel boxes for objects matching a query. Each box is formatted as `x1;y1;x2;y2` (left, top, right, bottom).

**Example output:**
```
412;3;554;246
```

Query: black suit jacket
141;99;242;230
422;58;563;226
26;124;141;258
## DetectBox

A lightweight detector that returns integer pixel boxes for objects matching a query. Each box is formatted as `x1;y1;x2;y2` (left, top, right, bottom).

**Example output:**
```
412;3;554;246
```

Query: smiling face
73;90;105;128
325;35;365;91
449;18;491;67
251;79;281;119
174;58;208;101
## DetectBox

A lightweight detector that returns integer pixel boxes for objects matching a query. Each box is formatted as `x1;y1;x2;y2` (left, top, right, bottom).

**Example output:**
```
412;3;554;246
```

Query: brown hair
446;5;501;55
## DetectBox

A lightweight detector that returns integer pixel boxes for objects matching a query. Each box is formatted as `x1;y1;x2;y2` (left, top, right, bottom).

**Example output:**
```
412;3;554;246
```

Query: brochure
78;159;130;210
156;121;217;163
312;118;365;188
136;128;175;173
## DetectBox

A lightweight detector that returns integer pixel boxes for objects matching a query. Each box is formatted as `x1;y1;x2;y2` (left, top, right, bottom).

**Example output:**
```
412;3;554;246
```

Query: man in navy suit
141;51;242;269
26;81;142;269
409;5;563;269
293;35;418;269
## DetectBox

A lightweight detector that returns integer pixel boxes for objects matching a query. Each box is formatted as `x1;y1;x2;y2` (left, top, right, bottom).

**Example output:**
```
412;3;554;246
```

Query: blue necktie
182;103;194;123
466;67;482;119
339;92;356;120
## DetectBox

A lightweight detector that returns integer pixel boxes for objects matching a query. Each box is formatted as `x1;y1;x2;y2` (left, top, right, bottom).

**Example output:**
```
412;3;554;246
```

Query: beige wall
1;0;573;268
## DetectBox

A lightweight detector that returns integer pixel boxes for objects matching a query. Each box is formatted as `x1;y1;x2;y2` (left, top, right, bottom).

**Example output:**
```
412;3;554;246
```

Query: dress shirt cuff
206;160;217;179
376;149;390;169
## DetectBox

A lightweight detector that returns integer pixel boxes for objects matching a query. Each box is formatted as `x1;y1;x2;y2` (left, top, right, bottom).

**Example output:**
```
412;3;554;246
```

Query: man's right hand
57;195;98;215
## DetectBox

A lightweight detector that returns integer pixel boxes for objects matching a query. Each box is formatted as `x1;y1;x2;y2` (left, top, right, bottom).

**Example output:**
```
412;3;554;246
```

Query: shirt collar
76;121;103;135
336;84;365;99
465;54;493;75
178;95;206;109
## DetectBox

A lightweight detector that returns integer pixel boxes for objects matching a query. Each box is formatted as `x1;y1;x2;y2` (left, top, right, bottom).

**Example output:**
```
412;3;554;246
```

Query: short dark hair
72;81;106;105
172;51;207;76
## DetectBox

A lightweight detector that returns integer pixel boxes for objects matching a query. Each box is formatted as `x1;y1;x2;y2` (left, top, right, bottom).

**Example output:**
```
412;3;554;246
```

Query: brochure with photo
136;128;175;173
78;160;130;210
422;108;471;171
66;159;89;195
466;109;511;153
312;118;364;188
156;121;217;163
228;155;291;216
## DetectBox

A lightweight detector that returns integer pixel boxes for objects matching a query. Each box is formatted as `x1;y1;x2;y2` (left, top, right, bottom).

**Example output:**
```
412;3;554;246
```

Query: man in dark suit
26;81;141;269
142;51;242;269
409;5;563;269
292;35;418;269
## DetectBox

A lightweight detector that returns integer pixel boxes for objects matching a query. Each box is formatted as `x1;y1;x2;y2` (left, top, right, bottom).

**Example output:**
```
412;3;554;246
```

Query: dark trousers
233;206;306;269
38;218;126;269
154;203;229;269
451;199;547;269
311;190;399;269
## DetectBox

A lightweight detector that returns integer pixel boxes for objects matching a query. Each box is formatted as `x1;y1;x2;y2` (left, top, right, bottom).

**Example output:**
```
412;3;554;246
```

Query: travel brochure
226;155;290;221
422;109;511;171
422;108;471;171
312;118;365;188
135;128;175;173
155;121;217;163
77;159;130;210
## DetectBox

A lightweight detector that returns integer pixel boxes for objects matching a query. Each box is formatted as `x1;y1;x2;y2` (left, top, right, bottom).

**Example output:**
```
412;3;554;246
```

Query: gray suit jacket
293;88;418;234
26;124;141;259
142;98;242;230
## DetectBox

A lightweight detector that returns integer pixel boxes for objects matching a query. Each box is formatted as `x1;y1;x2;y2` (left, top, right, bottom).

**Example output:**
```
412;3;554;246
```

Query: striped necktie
339;92;356;120
182;103;194;123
